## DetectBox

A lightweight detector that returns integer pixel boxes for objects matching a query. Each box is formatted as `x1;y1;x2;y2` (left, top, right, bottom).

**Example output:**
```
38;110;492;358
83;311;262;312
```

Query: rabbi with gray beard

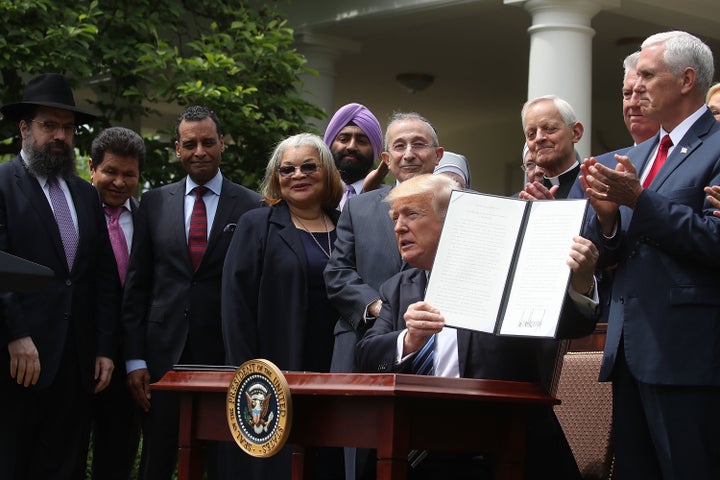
0;73;120;480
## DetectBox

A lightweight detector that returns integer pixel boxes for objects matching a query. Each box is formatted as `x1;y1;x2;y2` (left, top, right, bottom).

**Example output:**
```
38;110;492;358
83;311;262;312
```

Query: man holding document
356;174;599;479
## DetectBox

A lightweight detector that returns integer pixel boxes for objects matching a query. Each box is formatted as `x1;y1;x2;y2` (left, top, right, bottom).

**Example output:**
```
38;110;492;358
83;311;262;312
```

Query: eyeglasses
278;162;319;178
389;142;436;154
31;120;76;135
520;161;537;172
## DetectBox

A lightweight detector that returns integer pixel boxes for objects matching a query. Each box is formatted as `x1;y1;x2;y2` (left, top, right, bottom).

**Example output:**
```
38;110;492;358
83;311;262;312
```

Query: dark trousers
357;407;579;480
138;389;247;480
0;342;93;480
611;345;720;479
91;363;141;480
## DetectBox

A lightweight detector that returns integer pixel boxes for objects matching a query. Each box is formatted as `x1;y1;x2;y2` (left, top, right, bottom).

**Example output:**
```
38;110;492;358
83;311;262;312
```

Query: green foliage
0;0;325;190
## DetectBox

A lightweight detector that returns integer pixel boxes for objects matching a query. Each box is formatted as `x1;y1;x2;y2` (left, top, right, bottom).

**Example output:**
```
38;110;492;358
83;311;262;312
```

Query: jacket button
65;279;72;286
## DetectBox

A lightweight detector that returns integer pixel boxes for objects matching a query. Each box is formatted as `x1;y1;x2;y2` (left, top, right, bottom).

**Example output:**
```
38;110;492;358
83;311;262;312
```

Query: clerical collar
544;161;580;186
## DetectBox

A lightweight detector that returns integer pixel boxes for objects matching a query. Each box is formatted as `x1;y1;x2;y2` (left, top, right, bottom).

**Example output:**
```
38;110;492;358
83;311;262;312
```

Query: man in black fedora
0;73;120;479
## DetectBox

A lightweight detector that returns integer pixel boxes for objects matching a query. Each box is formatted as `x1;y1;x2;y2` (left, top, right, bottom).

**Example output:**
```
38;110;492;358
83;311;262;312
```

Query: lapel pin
680;147;688;154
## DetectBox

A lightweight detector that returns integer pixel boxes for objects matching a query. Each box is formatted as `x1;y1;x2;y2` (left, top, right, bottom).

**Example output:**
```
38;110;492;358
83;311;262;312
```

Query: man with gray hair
621;51;662;146
357;173;599;479
519;95;584;200
580;31;720;478
324;112;443;480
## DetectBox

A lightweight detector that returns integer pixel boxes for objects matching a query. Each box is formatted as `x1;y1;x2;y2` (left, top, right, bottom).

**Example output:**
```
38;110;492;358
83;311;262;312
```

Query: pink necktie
643;135;673;188
104;205;129;285
188;186;208;270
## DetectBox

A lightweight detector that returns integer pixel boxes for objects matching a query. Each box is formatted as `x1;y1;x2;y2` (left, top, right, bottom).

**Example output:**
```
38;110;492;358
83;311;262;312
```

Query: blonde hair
386;173;458;220
706;82;720;104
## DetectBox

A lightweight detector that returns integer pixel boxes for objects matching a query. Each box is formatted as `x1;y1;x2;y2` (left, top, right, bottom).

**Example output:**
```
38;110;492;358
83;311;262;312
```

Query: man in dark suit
325;112;444;374
580;31;720;479
88;127;145;480
356;173;599;479
568;52;661;329
569;50;660;199
122;106;261;480
324;112;443;480
0;73;119;479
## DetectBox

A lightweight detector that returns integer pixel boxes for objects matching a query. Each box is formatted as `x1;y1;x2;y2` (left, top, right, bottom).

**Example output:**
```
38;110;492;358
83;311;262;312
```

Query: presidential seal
226;359;292;457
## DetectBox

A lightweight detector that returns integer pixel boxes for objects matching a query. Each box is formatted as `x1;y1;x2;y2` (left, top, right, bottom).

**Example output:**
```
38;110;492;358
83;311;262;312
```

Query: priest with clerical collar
519;95;585;200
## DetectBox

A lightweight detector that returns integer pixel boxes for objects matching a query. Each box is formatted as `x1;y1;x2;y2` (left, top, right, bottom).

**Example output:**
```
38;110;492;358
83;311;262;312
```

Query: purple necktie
188;186;208;270
47;177;78;270
340;184;356;210
104;205;129;285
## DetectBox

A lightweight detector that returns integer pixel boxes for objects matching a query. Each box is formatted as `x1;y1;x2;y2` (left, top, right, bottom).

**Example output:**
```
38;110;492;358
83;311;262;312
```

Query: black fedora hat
1;73;97;125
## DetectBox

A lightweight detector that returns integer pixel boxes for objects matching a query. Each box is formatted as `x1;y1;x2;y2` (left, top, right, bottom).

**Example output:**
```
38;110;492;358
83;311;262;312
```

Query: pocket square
223;223;237;233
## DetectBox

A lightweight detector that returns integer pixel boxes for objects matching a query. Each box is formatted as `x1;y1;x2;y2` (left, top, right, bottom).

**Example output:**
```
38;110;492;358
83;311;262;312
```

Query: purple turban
323;103;383;160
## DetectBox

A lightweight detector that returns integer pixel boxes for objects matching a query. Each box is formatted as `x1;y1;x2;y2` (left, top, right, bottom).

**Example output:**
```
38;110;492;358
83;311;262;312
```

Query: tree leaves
0;1;325;191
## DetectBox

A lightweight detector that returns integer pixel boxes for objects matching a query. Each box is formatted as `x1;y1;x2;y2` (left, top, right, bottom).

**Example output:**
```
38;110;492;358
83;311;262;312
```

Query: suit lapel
274;204;308;273
13;158;68;272
167;180;192;270
205;178;233;260
399;270;427;328
651;112;716;190
375;189;401;265
628;135;657;180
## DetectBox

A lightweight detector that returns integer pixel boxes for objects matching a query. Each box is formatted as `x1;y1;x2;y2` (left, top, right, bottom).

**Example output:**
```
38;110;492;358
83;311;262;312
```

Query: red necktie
643;135;673;188
188;186;208;270
104;205;129;285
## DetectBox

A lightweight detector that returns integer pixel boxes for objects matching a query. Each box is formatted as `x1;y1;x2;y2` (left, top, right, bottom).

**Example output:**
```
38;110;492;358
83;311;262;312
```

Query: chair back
554;351;614;479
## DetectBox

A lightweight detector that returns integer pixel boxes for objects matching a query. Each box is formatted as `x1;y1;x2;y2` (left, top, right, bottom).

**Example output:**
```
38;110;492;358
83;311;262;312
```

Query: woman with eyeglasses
221;133;344;478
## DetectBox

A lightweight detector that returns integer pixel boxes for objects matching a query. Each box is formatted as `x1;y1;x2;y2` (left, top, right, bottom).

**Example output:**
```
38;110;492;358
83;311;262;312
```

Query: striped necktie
188;186;208;270
411;334;436;376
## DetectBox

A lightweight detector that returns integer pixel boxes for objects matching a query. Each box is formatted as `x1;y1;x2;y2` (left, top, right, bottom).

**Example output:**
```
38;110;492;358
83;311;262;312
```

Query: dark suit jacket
222;202;340;370
122;176;260;381
323;186;402;372
356;268;597;382
568;147;632;200
0;155;119;391
585;109;720;385
356;268;596;479
544;163;581;200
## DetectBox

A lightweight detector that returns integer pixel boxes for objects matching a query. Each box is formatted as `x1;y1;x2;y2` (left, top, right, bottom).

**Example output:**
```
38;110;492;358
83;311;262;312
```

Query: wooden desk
153;371;558;480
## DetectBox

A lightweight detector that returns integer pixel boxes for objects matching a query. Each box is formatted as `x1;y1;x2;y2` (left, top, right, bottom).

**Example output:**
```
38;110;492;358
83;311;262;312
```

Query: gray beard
24;140;76;179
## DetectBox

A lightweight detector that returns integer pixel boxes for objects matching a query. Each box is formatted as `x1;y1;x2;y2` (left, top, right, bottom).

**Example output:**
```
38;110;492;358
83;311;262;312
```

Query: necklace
292;212;332;259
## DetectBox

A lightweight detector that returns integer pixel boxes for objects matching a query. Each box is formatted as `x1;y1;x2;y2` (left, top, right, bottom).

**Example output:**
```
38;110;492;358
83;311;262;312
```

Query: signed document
424;190;587;337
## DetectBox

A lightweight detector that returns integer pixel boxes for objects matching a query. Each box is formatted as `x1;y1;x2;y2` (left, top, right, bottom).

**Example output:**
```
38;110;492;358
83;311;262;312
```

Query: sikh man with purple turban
323;103;388;209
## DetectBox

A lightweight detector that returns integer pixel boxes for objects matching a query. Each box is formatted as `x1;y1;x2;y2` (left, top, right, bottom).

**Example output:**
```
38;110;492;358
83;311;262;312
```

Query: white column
294;31;360;131
506;0;617;158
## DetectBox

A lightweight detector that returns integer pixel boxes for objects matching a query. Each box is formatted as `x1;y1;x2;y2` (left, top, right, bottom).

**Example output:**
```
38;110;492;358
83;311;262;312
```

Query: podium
0;250;53;292
153;370;558;480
